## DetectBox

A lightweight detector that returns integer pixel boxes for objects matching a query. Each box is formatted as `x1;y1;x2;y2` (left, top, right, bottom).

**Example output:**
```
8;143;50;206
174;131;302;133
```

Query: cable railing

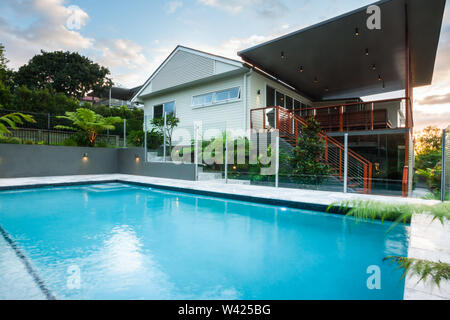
250;106;373;194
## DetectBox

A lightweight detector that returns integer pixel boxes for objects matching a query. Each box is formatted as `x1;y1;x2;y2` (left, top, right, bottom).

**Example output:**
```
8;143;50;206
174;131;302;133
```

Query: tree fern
0;112;35;137
384;256;450;287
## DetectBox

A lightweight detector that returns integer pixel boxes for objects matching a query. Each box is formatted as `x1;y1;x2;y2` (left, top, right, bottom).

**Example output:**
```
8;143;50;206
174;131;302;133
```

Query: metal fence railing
0;109;128;147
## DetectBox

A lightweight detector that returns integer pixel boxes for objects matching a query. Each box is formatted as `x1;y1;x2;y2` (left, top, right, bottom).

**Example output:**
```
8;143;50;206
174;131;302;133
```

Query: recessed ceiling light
365;48;369;56
355;28;359;36
299;66;304;73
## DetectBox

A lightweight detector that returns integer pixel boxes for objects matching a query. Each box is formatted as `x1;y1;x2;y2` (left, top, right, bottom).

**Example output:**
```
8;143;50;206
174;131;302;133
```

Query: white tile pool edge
0;174;448;300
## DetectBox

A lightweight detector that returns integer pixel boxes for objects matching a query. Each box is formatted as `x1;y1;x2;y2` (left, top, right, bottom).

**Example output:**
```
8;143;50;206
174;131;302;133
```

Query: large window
192;87;241;107
153;101;175;119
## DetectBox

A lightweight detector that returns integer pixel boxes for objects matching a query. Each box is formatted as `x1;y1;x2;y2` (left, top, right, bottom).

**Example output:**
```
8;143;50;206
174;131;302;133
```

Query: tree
12;86;79;114
415;126;442;157
414;126;443;193
55;108;122;147
289;117;331;185
151;115;180;155
0;43;14;88
15;51;113;99
0;80;13;109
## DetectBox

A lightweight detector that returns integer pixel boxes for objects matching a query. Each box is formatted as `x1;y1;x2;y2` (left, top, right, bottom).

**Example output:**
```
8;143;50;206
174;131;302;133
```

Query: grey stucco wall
0;144;118;178
0;144;196;181
118;148;196;181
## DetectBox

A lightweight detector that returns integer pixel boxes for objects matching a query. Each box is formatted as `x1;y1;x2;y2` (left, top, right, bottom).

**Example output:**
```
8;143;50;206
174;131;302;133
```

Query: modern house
132;0;446;196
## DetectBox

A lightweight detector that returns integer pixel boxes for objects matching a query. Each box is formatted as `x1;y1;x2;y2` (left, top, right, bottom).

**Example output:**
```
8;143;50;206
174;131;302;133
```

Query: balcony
294;98;409;133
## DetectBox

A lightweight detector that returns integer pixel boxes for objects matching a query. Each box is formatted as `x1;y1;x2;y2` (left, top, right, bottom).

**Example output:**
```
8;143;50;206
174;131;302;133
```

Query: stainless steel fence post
194;124;199;181
123;119;127;148
344;133;349;193
275;133;280;188
47;113;50;145
163;112;167;162
144;116;147;163
225;134;228;184
442;129;446;202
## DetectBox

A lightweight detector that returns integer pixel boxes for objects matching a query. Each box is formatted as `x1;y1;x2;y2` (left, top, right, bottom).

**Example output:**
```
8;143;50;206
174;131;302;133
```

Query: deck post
339;106;344;132
442;129;447;202
263;109;266;130
371;103;374;130
343;133;348;193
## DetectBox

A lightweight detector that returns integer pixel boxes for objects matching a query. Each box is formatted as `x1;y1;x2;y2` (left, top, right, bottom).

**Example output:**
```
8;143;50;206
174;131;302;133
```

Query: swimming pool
0;183;409;300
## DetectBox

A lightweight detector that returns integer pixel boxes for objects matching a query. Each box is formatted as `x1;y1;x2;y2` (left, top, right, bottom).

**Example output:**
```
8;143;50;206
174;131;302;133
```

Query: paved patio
0;174;448;300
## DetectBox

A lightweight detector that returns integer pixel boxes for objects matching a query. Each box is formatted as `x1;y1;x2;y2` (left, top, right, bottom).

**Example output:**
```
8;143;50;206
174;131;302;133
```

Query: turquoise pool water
0;183;409;300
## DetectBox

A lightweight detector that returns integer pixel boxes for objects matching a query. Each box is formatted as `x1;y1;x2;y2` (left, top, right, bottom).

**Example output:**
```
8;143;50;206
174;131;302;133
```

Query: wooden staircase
250;106;373;194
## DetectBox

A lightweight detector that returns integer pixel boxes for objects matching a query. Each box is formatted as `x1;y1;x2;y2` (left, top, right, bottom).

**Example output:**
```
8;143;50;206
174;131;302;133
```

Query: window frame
152;100;176;119
192;87;241;108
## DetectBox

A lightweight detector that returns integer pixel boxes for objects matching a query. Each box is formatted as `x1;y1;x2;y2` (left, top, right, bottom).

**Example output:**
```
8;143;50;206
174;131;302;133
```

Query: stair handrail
250;106;373;193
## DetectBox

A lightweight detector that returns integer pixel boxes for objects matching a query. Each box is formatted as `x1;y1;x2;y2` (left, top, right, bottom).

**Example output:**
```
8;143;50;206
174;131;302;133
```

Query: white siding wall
144;74;246;136
141;50;215;96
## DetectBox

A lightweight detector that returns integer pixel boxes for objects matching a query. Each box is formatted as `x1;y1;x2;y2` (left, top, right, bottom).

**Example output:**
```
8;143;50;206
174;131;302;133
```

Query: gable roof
131;46;247;102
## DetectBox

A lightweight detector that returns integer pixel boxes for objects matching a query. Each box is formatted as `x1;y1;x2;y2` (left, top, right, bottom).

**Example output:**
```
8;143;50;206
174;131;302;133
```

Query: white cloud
167;1;183;14
98;39;148;69
197;0;287;17
0;0;93;69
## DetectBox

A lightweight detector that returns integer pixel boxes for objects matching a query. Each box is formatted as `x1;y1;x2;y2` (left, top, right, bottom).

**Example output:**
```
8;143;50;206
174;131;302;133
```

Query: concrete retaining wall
0;144;196;181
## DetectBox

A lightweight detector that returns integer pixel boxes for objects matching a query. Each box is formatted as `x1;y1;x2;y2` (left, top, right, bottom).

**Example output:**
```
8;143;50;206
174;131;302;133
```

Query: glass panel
164;101;175;116
230;87;240;99
276;92;285;108
266;86;275;107
215;87;240;103
153;105;163;119
192;96;203;106
294;100;301;116
204;93;213;104
193;93;213;106
286;96;293;110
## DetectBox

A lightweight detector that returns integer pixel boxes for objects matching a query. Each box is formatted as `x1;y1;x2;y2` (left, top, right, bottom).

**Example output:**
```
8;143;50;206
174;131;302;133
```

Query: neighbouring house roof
110;86;142;101
238;0;446;100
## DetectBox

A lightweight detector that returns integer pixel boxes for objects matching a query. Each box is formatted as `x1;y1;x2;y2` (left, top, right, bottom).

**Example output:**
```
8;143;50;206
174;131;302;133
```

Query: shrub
289;117;332;185
0;137;22;144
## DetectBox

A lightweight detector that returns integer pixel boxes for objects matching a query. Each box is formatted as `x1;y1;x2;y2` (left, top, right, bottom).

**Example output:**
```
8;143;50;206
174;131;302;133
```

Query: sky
0;0;449;130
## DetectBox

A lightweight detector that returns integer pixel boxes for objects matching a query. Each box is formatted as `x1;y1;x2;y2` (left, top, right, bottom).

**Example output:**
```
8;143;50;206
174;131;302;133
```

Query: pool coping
0;174;448;300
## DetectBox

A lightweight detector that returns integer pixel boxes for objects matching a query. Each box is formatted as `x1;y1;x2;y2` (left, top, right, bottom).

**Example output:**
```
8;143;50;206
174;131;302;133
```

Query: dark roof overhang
238;0;446;100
